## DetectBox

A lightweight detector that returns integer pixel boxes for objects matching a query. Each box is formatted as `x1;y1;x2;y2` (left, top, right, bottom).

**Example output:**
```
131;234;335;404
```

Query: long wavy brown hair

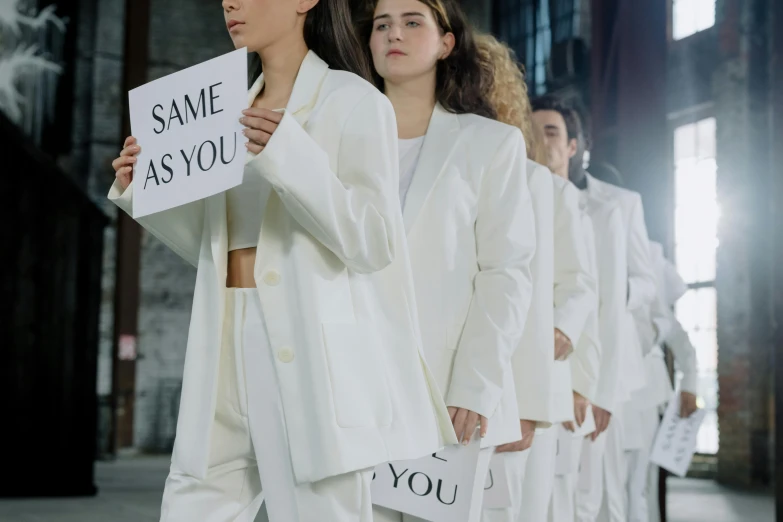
353;0;496;119
474;33;548;164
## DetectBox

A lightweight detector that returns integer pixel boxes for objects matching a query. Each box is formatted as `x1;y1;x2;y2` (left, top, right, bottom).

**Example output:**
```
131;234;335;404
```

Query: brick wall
713;0;774;487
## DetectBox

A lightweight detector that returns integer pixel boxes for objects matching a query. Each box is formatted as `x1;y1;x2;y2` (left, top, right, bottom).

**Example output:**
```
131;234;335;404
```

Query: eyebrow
544;124;562;132
373;12;427;21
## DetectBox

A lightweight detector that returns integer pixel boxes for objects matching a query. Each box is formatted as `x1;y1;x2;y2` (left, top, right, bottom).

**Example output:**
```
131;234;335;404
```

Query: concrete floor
0;457;774;521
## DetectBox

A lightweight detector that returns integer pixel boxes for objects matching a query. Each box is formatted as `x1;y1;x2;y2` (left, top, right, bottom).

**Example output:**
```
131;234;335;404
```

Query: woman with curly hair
355;1;544;520
477;34;600;522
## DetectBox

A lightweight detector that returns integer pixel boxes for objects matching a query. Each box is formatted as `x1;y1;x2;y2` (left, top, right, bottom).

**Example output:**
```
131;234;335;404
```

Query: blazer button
277;348;294;363
263;270;281;286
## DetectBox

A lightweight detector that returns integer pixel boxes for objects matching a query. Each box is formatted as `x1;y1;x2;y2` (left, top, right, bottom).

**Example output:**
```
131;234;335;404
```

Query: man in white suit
533;96;657;522
531;98;623;522
482;160;557;522
625;241;699;522
510;162;597;522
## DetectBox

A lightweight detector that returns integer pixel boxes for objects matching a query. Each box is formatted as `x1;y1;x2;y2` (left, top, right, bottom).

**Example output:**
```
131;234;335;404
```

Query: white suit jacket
108;51;456;483
580;191;629;413
513;160;555;426
570;205;602;403
585;173;653;398
634;241;699;409
550;176;598;423
404;104;536;447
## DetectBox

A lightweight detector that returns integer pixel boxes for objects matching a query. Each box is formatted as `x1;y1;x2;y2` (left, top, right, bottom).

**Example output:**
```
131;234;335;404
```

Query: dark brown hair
249;0;372;86
353;0;496;119
531;95;583;142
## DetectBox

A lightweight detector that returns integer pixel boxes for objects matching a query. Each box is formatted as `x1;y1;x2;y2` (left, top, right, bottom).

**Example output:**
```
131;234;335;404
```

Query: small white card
372;435;481;522
649;395;706;477
577;437;595;492
482;453;512;509
129;48;248;218
554;426;574;476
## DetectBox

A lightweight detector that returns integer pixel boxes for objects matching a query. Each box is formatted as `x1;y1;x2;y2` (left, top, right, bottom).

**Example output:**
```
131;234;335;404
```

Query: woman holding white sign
109;0;457;520
354;1;538;520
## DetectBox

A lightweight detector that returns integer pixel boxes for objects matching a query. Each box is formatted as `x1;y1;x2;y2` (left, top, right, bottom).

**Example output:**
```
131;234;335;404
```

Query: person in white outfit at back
625;241;700;522
474;34;558;522
355;3;539;520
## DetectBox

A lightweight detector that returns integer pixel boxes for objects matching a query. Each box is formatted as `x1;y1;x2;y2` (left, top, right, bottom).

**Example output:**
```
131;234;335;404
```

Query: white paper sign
577;437;595;492
482;453;512;508
649;395;706;477
129;48;248;218
554;426;574;476
372;437;481;522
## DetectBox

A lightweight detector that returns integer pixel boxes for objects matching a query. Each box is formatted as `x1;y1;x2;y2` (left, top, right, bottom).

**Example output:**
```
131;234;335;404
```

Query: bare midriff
226;247;257;288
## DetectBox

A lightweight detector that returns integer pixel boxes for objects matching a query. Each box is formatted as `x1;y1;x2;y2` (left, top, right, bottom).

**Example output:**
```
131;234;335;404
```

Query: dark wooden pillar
110;0;150;453
614;0;669;243
771;0;783;516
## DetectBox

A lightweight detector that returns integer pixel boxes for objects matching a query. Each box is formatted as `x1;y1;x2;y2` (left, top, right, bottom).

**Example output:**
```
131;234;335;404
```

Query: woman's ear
440;32;456;60
296;0;320;15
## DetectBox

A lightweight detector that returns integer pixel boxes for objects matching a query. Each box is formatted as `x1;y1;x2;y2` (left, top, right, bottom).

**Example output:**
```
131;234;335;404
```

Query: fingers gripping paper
128;48;248;218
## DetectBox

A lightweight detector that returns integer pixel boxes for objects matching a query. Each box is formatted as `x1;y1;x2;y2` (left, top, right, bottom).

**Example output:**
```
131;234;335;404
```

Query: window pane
673;0;716;41
674;122;697;163
675;117;718;285
676;288;719;454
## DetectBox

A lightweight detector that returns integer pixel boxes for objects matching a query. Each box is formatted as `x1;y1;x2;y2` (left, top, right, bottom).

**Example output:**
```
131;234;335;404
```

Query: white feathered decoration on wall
0;0;67;139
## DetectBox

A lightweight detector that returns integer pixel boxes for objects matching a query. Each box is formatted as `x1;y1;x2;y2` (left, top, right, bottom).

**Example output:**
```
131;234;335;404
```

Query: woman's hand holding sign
112;136;140;190
241;108;283;155
448;406;488;446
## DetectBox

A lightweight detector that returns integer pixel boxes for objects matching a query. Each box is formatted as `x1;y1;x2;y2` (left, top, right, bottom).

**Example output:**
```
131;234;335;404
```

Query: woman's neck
254;39;309;110
384;75;437;139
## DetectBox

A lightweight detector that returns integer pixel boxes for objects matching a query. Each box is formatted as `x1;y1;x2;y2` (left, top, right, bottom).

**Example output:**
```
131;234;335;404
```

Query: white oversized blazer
633;241;698;410
580;191;629;413
571;197;602;403
584;173;654;399
403;104;536;448
513;160;555;426
108;51;456;483
550;176;597;423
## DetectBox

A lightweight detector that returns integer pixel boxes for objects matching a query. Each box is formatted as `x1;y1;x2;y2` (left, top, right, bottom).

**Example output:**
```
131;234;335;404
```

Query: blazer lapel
285;50;329;127
207;194;228;285
403;104;461;234
244;51;328;165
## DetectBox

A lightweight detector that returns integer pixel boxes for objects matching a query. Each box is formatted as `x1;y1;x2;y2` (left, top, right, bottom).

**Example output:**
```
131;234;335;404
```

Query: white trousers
481;450;531;522
373;446;495;522
160;289;373;522
517;427;558;521
625;407;661;522
549;428;586;522
575;414;626;522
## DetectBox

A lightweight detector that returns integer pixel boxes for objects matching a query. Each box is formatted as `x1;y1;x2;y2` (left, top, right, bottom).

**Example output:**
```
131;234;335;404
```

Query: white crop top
226;108;282;251
226;171;272;251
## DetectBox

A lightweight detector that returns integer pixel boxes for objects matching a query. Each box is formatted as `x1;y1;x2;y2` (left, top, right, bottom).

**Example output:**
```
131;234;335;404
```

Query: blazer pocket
321;322;393;428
